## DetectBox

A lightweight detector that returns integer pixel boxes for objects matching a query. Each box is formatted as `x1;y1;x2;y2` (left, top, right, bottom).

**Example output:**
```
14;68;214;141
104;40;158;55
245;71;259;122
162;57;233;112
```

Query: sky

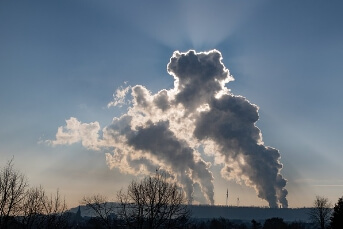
1;0;343;209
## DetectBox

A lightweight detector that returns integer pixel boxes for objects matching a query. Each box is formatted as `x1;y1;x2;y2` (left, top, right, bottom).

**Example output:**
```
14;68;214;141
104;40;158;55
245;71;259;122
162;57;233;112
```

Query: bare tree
41;189;69;229
19;186;45;229
19;187;70;229
117;172;190;229
0;160;69;228
0;159;28;228
81;194;117;229
309;196;332;229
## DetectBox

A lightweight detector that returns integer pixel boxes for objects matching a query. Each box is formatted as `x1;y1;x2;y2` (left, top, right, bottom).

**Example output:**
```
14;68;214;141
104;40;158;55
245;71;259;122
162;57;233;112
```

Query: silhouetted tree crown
251;219;262;229
330;196;343;229
81;194;116;229
308;196;332;229
117;171;190;229
0;159;28;228
0;159;70;229
262;217;287;229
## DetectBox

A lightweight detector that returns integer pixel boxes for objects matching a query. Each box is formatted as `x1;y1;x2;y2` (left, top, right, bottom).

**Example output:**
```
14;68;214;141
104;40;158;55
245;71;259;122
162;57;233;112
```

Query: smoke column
50;50;288;208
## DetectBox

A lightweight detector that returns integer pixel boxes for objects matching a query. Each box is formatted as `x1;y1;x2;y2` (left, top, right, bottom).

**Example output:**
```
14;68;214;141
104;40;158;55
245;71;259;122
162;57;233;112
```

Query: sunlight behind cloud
111;1;257;50
181;1;258;50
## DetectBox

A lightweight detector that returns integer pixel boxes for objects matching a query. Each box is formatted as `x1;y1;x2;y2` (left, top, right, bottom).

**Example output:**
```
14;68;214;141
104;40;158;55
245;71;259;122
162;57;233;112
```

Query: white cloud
107;85;131;108
48;117;103;151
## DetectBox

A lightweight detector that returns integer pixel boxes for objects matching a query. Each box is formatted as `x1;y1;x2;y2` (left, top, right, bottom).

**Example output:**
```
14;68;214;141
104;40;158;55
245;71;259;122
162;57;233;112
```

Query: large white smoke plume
50;50;288;208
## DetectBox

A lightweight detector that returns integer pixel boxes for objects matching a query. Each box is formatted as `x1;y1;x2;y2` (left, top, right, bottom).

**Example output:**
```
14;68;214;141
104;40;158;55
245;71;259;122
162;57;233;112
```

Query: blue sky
1;0;343;208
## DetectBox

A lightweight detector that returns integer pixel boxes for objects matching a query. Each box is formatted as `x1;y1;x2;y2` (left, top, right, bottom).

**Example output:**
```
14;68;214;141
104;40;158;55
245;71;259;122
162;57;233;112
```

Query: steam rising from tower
50;50;288;208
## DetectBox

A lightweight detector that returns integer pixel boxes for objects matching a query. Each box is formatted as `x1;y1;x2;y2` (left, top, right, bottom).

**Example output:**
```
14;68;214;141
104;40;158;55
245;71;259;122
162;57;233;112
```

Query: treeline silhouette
1;160;342;229
0;160;68;229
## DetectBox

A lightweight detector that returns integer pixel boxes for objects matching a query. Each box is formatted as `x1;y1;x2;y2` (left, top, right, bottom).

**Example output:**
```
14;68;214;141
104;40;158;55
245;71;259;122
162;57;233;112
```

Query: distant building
71;206;84;228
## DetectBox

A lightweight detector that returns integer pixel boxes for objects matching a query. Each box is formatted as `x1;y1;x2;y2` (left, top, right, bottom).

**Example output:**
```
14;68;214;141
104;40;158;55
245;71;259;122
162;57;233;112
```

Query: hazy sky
1;0;343;208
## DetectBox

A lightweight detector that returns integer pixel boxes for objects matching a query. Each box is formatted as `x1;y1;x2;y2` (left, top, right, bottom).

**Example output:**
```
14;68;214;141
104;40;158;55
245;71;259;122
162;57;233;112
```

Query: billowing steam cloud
49;50;288;208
